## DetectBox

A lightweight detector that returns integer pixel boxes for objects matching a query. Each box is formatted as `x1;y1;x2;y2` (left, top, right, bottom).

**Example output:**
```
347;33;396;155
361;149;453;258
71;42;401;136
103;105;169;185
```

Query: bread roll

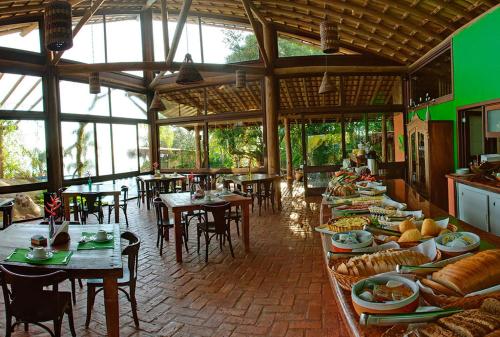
398;228;422;242
399;219;416;233
431;249;500;295
422;218;441;236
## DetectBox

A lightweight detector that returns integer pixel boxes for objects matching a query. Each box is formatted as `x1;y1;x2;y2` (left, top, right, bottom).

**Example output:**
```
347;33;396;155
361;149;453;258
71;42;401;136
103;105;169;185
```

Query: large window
112;124;138;173
305;119;342;166
106;17;143;76
96;123;113;176
158;124;203;169
208;120;263;169
0;22;40;52
0;74;43;111
278;34;323;58
110;89;147;119
138;123;151;172
64;20;106;63
61;122;96;179
59;80;110;116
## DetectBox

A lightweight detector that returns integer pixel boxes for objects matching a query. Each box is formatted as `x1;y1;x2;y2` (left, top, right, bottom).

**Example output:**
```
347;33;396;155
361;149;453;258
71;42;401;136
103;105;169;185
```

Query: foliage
63;122;94;178
158;125;197;168
277;37;323;57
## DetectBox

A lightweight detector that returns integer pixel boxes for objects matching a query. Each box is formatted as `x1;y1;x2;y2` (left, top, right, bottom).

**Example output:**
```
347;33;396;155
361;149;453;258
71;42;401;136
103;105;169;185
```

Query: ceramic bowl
435;231;480;256
351;275;419;316
455;168;470;175
331;230;373;252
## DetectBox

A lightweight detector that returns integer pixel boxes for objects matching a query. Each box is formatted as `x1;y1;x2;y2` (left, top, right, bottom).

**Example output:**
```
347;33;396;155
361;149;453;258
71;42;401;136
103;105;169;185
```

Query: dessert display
331;230;373;252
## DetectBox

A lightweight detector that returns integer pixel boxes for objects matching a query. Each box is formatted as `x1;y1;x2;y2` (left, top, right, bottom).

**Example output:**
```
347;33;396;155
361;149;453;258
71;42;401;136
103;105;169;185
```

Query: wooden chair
106;185;129;226
256;180;275;215
197;202;234;263
57;187;79;222
0;266;76;337
0;201;14;230
153;197;188;256
135;177;145;208
79;192;104;224
85;231;141;328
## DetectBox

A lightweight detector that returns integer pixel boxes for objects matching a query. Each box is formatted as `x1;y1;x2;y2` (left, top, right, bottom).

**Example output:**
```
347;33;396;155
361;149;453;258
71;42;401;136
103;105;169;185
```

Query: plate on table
90;234;113;243
25;251;54;261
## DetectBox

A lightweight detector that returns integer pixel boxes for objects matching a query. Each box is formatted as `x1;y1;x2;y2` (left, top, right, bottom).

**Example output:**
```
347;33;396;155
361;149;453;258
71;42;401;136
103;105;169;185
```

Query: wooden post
194;124;202;169
381;113;387;162
263;25;281;207
284;117;293;181
45;66;63;192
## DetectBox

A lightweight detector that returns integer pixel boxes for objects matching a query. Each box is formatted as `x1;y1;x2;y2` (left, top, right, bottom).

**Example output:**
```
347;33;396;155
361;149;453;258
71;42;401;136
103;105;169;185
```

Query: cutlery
62;251;73;264
396;265;442;274
359;308;463;326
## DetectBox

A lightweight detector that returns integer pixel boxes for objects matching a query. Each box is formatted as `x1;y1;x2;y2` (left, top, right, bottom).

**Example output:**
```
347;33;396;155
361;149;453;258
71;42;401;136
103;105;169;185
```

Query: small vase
88;178;92;190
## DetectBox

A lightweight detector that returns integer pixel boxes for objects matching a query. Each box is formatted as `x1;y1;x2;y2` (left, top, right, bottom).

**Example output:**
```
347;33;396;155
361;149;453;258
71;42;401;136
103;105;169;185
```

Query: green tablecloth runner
77;232;114;250
5;248;72;265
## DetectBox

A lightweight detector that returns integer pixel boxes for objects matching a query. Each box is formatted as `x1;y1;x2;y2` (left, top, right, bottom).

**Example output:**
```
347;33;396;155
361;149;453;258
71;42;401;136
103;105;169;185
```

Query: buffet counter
319;179;500;337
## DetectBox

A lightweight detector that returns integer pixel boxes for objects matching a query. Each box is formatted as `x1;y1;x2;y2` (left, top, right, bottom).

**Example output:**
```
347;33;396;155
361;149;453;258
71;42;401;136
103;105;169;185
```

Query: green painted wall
409;7;500;169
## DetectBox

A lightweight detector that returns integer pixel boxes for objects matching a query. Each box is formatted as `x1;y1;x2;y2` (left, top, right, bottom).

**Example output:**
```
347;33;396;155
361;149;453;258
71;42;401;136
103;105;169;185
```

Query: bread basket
374;223;458;248
330;250;442;291
421;290;500;310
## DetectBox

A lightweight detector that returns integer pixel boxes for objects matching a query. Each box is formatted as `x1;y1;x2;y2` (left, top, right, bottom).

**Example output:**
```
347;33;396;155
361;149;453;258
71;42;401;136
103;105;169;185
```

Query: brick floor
0;182;348;337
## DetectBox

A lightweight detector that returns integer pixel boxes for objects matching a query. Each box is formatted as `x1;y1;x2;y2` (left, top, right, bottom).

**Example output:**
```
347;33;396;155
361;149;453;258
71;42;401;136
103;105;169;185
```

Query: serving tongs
359;308;463;326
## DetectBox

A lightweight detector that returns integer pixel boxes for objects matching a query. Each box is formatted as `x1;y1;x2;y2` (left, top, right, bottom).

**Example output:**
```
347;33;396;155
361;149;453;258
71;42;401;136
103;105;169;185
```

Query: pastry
431;249;500;295
399;219;416;233
398;228;422;242
420;278;462;297
422;218;441;236
481;299;500;316
326;216;371;232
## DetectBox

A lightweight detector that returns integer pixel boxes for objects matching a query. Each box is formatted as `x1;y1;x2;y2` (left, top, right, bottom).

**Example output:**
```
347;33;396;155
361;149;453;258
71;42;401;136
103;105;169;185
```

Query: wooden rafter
354;76;365;105
149;0;192;88
229;85;248;111
241;0;270;68
212;88;232;111
13;78;41;109
370;77;383;105
281;80;293;108
52;0;106;65
301;77;309;108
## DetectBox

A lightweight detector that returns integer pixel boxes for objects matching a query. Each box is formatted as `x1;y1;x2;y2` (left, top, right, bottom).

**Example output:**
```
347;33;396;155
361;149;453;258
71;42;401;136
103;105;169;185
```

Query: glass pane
153;19;202;63
0;74;43;111
0;120;47;185
306;172;330;189
0;190;45;222
345;116;366;156
158;124;202;169
96;123;113;176
61;122;96;179
487;109;500;132
278;35;323;57
59;80;110;116
63;20;105;63
279;120;303;171
105;17;143;76
305;120;342;166
138;123;151;172
112;124;138;173
110;89;147;119
201;24;257;64
209;120;263;168
0;23;40;52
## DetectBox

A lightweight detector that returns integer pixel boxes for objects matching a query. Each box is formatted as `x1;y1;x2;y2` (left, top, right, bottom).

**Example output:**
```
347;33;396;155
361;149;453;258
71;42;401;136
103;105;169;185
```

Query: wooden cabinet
458;183;489;232
407;115;454;210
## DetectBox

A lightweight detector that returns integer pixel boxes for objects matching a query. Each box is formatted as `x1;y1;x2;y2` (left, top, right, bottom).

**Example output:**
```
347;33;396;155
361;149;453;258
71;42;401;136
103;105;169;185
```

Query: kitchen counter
319;179;500;337
446;174;500;194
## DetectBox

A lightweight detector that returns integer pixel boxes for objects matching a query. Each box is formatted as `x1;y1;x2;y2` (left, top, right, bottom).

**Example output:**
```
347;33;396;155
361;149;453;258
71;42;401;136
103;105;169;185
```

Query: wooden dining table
224;173;282;208
62;184;122;222
160;192;252;263
139;174;187;210
0;197;14;207
0;223;123;337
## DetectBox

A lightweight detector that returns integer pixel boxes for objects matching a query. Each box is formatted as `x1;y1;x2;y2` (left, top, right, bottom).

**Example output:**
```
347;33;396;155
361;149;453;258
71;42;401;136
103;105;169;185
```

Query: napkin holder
50;221;70;245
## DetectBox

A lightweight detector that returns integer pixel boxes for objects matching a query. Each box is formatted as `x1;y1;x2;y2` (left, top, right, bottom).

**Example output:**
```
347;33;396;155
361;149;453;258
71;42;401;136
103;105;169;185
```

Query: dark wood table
139;174;187;210
319;179;500;337
0;198;14;207
160;192;252;263
62;184;122;222
0;223;123;337
224;173;282;209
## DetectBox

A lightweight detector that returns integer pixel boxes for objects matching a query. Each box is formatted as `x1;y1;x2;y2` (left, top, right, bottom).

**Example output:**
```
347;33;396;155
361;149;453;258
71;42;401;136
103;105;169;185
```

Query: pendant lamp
150;91;165;112
318;72;336;94
89;72;101;94
320;21;339;54
176;53;203;85
235;70;246;88
44;0;73;51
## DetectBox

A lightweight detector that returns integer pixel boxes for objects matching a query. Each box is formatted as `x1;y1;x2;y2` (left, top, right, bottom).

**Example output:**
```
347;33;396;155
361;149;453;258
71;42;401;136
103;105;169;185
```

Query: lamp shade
235;70;246;88
318;72;337;94
89;72;101;94
150;91;165;112
320;21;339;54
176;53;203;85
44;0;73;51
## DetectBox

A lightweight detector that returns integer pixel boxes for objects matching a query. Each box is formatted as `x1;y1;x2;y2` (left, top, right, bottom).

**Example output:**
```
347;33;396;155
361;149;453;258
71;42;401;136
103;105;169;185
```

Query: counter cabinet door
488;196;500;235
458;184;489;232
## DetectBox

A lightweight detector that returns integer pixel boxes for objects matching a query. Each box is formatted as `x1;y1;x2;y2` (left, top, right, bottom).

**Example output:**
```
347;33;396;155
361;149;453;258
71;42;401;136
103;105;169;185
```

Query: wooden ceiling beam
52;0;106;65
426;0;474;21
212;88;232;111
354;76;365;105
274;65;407;76
149;0;192;88
229;86;249;111
241;0;270;68
301;77;309;108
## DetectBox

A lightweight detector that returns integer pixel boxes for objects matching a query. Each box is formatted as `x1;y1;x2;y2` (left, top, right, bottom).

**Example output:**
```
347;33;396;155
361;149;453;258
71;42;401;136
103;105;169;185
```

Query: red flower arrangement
153;162;159;170
45;194;61;218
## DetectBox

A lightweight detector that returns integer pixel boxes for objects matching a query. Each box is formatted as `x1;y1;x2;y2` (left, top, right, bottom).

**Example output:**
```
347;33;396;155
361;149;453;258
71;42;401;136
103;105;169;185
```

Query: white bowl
435;231;480;255
351;275;420;315
331;230;373;252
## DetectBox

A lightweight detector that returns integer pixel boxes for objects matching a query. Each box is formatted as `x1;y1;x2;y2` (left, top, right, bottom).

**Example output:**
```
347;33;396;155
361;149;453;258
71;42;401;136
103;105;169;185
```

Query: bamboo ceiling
0;0;496;64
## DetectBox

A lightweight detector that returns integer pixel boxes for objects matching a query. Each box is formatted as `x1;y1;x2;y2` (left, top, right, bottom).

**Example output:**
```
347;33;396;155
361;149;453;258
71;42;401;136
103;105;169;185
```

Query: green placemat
77;232;114;250
5;248;72;265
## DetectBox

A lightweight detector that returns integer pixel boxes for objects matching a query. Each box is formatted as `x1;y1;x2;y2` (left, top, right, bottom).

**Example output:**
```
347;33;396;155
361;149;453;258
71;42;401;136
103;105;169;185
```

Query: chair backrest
1;201;14;228
0;265;68;319
80;192;102;213
121;185;128;202
135;177;143;192
153;197;165;226
202;202;230;234
121;231;140;284
260;180;273;196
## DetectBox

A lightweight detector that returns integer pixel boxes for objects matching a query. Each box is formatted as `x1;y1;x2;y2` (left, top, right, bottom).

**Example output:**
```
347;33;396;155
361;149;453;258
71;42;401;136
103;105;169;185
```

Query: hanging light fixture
89;72;101;94
44;0;73;51
319;72;337;94
149;91;165;112
176;53;203;85
235;70;246;89
320;21;339;54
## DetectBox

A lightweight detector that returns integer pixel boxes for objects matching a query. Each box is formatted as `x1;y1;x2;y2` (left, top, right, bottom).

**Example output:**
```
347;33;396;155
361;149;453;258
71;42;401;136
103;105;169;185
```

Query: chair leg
5;313;11;337
159;228;164;256
156;226;161;248
204;232;210;263
85;285;96;328
108;206;111;224
24;323;28;331
78;278;83;288
130;286;140;327
123;207;129;227
197;227;201;254
70;278;77;304
54;318;62;337
67;305;77;337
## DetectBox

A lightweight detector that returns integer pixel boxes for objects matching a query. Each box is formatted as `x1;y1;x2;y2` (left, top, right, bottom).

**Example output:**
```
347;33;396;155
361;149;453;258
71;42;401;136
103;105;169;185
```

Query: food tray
330;250;442;291
373;224;458;248
421;290;500;309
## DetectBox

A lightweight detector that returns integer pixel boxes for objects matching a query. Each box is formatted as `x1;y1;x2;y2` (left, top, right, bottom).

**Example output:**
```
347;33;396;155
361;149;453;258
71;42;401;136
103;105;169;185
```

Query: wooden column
263;24;281;207
284;117;293;181
194;124;202;169
381;113;387;162
45;66;63;192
